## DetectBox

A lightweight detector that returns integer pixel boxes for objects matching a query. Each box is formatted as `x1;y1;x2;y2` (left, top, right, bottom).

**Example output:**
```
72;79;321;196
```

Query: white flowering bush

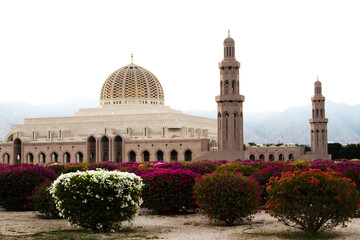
49;169;144;231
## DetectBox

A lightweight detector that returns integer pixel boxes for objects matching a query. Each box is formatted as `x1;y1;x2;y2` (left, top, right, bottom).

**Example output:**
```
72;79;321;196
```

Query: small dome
224;36;235;44
100;63;165;105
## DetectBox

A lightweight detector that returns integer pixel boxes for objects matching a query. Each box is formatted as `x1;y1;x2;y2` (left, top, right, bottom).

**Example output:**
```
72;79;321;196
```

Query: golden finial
131;53;133;64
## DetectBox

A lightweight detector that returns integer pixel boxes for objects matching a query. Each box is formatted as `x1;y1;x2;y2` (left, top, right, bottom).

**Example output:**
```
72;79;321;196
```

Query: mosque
0;33;331;164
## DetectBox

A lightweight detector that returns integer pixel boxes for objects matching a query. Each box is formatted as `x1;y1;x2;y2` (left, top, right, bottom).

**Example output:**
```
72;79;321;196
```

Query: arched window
249;154;255;161
76;152;83;163
114;135;122;163
279;154;284;161
233;112;238;140
224;80;229;94
51;152;58;162
259;154;265;161
39;153;46;164
3;153;10;164
231;80;235;93
128;151;136;162
170;150;178;161
27;153;34;163
143;151;150;162
14;138;21;164
100;136;109;162
269;154;275;161
63;152;71;163
156;150;164;161
87;136;96;163
289;154;294;160
225;113;229;140
184;150;192;161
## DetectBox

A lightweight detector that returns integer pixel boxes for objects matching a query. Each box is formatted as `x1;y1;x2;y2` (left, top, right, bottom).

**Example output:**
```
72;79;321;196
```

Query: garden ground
0;208;359;240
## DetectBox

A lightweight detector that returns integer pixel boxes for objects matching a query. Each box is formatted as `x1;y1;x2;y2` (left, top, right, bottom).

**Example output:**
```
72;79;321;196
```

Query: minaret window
225;80;229;94
225;113;229;140
233;112;238;140
231;80;235;93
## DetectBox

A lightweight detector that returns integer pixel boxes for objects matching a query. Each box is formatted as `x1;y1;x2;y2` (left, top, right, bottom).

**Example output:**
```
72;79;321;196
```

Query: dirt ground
0;207;359;240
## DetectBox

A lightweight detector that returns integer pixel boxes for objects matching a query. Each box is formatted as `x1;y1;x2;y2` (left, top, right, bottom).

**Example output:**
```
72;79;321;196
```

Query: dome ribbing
100;63;164;105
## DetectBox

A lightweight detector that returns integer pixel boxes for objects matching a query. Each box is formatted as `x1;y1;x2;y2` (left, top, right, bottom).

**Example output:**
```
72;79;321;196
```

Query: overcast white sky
1;0;359;113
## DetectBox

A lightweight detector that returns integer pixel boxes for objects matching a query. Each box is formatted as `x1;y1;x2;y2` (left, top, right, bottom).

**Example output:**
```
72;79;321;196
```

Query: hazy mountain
184;101;360;144
0;99;359;144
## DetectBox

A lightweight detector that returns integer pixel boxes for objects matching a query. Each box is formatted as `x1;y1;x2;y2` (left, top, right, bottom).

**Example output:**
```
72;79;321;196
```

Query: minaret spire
228;29;230;37
131;53;133;64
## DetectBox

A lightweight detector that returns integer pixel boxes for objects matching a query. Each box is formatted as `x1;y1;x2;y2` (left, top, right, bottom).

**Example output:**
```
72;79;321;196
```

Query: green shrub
266;168;360;234
50;170;144;231
0;164;57;211
215;163;259;176
141;169;200;213
193;171;261;225
32;180;61;218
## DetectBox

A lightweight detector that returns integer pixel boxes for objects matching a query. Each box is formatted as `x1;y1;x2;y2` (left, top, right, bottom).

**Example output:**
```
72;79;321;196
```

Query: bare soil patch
0;207;359;239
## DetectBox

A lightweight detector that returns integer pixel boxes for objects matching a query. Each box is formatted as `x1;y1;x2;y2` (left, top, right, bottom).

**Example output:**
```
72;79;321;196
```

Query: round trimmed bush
32;180;61;218
266;168;360;234
49;170;144;231
193;171;261;225
141;169;200;213
0;164;57;211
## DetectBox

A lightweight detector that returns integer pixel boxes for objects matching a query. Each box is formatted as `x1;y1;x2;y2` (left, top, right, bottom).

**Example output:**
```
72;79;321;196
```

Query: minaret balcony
218;62;240;68
215;95;245;102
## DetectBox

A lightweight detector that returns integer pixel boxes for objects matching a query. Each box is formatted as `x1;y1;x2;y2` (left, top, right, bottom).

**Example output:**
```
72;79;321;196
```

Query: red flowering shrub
141;169;200;213
254;164;294;204
32;179;61;218
332;162;360;192
308;159;336;171
0;164;57;210
193;171;261;225
266;168;360;234
215;163;259;176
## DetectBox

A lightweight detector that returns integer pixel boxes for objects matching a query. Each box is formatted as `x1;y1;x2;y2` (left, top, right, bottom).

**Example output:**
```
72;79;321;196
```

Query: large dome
100;63;165;105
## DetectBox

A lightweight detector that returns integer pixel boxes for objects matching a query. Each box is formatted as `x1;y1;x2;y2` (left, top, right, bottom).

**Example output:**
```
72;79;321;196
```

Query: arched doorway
170;150;178;161
269;154;275;161
3;153;10;164
39;153;46;164
156;150;164;161
100;136;109;162
143;151;150;162
128;151;136;162
87;136;96;163
26;153;34;163
14;138;21;164
184;150;192;161
114;136;122;163
63;152;71;163
249;154;255;161
51;152;58;162
279;154;284;161
76;152;83;163
259;154;265;161
289;154;294;160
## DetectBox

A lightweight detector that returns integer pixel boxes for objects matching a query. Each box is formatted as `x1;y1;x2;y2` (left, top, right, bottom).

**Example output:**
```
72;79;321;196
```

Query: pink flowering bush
141;169;200;213
215;163;259;176
32;179;61;218
266;168;360;234
183;163;213;175
0;164;57;210
192;160;223;171
86;161;119;171
193;171;261;225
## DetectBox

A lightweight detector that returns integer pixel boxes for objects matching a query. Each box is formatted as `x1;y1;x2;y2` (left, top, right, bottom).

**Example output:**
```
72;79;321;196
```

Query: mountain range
0;99;359;144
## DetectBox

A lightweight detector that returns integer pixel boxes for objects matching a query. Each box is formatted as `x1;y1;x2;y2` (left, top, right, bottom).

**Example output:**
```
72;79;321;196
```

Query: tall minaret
215;31;245;156
309;77;329;156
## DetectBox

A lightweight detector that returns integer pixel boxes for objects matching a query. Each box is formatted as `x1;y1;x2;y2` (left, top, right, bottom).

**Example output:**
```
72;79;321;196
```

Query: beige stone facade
0;33;330;164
